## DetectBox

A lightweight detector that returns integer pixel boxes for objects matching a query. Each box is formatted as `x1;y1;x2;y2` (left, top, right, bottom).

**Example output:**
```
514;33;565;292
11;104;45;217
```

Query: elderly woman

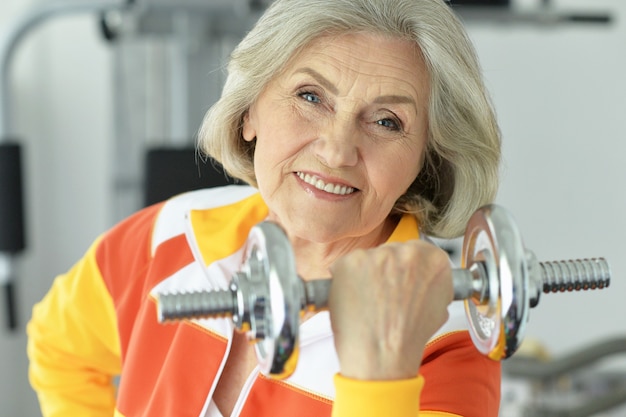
27;0;501;416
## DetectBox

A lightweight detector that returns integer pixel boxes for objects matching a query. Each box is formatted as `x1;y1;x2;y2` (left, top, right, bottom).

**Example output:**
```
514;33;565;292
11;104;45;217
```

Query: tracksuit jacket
27;185;501;417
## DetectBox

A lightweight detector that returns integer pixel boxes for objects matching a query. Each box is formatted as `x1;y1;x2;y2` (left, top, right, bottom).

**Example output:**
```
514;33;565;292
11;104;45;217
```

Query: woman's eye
377;118;401;131
299;92;321;104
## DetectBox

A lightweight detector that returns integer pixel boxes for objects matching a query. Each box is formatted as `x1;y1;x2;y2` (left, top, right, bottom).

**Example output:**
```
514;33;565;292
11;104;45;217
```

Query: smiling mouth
296;172;356;195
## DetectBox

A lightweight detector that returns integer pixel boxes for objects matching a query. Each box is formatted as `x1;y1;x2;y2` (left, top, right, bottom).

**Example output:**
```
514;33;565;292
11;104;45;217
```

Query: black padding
0;143;26;253
4;282;17;330
144;146;240;206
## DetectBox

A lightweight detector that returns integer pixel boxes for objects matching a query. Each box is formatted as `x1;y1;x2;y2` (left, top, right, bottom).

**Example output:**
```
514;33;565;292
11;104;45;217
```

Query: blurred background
0;0;624;415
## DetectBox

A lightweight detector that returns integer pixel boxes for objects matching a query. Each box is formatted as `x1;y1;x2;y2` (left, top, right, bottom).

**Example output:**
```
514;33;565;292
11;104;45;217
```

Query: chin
285;217;353;243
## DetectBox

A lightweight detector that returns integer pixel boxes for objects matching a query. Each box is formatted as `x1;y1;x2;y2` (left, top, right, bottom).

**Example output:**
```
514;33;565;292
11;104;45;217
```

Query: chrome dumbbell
156;204;611;379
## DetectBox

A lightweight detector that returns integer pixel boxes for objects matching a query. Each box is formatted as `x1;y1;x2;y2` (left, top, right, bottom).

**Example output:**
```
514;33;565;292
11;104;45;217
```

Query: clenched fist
328;240;453;380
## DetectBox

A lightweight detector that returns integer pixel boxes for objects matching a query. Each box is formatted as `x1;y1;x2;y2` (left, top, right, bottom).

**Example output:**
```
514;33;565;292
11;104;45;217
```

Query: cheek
252;123;306;184
372;148;423;195
257;116;318;163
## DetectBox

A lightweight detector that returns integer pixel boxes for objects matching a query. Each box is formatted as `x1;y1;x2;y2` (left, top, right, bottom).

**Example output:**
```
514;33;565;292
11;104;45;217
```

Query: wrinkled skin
329;240;453;380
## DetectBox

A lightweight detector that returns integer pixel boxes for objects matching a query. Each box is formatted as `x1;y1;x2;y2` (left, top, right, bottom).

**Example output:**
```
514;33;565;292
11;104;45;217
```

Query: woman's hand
328;240;453;381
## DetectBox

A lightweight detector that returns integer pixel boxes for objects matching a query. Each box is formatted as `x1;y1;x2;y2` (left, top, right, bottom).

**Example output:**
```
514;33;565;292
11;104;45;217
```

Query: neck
290;215;400;281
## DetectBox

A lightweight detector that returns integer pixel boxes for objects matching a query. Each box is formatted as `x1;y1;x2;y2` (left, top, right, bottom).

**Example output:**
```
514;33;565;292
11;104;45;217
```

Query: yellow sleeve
333;374;422;417
27;237;122;417
332;374;462;417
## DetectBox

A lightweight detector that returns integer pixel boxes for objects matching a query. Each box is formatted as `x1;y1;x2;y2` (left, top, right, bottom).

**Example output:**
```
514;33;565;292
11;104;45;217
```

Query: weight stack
0;142;26;330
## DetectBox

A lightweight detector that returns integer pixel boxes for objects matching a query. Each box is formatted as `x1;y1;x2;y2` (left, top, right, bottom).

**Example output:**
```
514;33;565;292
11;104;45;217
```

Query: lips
296;172;356;195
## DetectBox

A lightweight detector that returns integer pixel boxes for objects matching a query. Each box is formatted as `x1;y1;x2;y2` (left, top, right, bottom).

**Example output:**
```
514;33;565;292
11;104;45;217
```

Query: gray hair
198;0;501;239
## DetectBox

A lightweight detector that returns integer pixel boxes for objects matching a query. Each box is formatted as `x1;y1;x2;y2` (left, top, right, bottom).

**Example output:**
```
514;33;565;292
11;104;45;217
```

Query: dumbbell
155;204;611;379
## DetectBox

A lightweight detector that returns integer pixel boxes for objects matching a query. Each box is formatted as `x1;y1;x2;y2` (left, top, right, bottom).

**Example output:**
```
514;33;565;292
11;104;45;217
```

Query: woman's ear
242;110;256;142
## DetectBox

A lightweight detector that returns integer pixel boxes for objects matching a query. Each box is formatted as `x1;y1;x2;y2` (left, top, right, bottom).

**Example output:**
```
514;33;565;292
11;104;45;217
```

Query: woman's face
243;32;430;244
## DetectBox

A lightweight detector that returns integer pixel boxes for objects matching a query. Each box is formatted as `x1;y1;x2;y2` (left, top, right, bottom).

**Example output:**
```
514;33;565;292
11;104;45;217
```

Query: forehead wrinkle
294;63;421;109
287;34;427;113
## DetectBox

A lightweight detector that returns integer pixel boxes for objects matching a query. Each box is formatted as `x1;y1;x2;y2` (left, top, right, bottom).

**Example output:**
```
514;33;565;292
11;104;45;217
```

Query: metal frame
0;0;260;331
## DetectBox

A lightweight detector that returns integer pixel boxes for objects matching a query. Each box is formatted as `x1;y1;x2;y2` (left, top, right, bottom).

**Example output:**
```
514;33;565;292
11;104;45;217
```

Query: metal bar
0;0;263;138
157;289;237;322
529;382;626;417
504;337;626;380
452;7;612;26
0;253;16;330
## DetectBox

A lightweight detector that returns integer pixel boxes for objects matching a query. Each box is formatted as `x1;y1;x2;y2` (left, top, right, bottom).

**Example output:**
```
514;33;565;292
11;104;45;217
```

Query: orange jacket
27;186;500;417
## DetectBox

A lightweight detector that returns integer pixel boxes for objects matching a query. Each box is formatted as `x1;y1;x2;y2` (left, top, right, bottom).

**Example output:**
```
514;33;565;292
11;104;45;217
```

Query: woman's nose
313;118;359;168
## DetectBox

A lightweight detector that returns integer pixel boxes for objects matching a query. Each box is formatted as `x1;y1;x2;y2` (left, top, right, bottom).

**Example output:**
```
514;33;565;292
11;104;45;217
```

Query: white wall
0;1;113;415
0;0;624;415
468;0;626;359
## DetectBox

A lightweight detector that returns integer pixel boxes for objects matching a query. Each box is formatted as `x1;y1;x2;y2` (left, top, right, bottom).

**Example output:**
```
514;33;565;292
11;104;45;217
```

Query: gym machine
156;204;611;379
0;0;265;331
502;336;626;416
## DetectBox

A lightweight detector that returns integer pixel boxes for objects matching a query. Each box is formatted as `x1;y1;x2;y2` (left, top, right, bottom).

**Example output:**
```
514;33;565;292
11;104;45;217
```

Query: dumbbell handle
157;257;610;323
157;279;332;323
453;257;610;304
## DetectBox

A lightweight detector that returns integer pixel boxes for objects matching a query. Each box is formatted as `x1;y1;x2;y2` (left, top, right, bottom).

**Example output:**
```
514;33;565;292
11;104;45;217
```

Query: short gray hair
198;0;501;239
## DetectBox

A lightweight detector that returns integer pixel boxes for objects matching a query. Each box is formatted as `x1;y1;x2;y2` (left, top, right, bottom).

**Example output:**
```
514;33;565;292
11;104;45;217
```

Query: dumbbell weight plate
462;205;530;360
245;222;302;378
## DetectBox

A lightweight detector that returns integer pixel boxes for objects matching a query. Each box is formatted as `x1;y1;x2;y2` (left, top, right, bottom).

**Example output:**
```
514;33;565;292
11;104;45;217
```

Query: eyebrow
295;67;339;95
294;67;417;108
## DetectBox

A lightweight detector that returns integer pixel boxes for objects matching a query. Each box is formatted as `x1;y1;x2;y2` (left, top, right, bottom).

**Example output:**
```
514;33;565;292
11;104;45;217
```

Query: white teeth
296;172;355;195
